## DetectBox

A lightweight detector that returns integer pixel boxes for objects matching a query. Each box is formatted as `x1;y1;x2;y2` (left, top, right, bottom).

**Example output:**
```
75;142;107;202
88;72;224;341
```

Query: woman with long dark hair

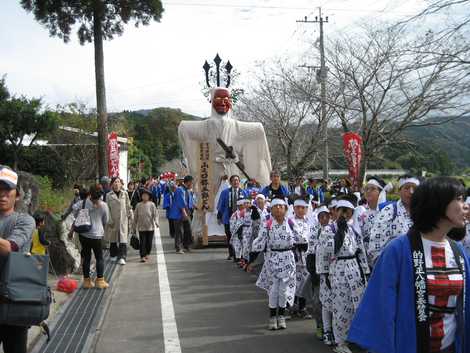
316;195;369;353
348;177;470;353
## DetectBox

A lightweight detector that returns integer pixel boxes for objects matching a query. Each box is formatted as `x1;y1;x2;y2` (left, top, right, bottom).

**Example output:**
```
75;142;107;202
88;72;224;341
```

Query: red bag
56;277;78;294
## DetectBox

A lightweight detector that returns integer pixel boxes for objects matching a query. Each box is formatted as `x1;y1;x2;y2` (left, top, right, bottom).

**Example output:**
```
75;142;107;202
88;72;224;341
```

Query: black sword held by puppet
216;138;251;181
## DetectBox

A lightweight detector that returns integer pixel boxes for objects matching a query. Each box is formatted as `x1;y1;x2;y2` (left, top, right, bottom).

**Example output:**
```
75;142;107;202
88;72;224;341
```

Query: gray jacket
0;212;35;253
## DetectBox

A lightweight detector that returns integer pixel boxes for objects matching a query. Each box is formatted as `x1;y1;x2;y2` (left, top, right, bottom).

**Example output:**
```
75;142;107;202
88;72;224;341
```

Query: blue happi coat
348;235;470;353
217;187;248;225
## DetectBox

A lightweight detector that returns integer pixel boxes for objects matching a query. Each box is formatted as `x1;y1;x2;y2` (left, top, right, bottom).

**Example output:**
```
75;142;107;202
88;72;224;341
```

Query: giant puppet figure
178;55;271;242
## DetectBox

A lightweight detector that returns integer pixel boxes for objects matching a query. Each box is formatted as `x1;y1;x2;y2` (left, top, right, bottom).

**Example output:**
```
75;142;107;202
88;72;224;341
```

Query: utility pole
297;8;329;179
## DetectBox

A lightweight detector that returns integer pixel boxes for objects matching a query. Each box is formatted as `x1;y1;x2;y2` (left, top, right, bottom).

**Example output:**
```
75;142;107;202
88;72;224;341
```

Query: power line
164;2;312;10
163;1;422;16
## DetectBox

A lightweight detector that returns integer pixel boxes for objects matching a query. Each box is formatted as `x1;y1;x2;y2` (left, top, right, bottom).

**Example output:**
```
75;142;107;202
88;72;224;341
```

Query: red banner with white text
342;132;363;190
107;132;120;178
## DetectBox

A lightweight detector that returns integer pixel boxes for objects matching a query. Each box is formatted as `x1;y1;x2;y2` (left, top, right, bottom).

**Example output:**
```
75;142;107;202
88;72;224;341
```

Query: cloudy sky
1;0;426;117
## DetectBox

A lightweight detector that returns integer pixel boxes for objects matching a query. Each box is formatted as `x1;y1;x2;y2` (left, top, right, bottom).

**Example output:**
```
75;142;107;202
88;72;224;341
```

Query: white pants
268;277;288;308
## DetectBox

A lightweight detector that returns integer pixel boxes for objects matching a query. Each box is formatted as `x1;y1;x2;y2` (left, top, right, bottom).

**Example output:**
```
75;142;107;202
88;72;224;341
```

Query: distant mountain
402;116;470;169
120;107;203;120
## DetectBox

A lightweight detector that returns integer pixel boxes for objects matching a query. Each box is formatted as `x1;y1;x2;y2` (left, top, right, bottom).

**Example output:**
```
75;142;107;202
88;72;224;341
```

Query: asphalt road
94;217;333;353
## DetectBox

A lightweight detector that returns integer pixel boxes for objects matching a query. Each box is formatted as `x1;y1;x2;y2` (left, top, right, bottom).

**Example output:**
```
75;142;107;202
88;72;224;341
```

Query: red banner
342;132;363;190
107;132;120;177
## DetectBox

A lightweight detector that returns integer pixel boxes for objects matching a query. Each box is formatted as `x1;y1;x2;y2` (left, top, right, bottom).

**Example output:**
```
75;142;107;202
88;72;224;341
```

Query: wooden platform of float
195;223;226;247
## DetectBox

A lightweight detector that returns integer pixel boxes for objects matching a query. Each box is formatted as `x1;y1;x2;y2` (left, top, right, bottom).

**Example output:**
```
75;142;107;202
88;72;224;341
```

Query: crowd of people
2;162;470;353
0;165;195;353
217;171;470;353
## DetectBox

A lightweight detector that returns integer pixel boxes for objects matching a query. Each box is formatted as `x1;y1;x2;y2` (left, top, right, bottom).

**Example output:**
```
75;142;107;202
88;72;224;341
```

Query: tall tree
0;79;58;169
21;0;164;178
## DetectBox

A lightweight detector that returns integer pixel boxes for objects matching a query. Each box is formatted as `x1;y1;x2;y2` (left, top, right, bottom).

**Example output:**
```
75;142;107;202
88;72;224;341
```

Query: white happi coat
252;217;301;306
251;206;269;244
290;216;311;297
230;208;253;260
315;223;333;311
257;207;270;222
356;205;379;254
316;222;370;344
307;223;321;256
367;199;413;266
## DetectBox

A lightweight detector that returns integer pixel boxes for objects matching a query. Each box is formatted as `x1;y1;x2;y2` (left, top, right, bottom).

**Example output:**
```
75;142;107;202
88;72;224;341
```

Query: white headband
271;198;287;207
329;199;338;208
399;178;420;189
237;199;247;206
255;194;266;201
316;206;330;217
336;200;355;210
294;199;308;207
366;179;383;190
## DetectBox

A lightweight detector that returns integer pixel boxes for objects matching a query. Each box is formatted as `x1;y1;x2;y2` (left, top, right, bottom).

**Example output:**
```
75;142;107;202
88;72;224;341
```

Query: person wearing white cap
368;174;419;267
229;198;253;267
316;195;369;353
289;198;313;320
0;165;36;353
328;198;338;222
255;193;269;221
356;176;388;254
241;199;259;266
248;197;303;331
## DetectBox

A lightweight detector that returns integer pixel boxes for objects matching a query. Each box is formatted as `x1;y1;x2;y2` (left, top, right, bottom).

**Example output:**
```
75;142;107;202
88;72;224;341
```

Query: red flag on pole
107;132;120;177
342;132;363;189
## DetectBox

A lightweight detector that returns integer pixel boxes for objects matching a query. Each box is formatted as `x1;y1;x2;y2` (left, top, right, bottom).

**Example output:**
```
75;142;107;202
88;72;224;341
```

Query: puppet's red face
212;89;232;115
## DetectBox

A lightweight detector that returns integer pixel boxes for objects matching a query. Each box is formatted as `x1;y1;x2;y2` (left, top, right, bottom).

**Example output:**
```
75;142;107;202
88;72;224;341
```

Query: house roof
59;126;128;144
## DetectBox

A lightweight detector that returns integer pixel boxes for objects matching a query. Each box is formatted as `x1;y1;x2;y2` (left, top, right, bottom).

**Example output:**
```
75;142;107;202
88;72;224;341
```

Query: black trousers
182;220;193;249
79;235;104;278
139;231;154;258
168;219;176;238
173;219;189;251
224;224;235;258
110;242;127;260
0;325;28;353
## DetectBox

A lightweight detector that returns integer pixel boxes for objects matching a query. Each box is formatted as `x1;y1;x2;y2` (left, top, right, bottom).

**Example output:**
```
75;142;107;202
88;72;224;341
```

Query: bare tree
396;1;470;66
322;24;470;181
237;61;323;179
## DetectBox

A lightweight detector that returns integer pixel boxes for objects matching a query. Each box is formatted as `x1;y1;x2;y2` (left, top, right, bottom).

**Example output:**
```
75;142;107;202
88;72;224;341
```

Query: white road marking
155;229;183;353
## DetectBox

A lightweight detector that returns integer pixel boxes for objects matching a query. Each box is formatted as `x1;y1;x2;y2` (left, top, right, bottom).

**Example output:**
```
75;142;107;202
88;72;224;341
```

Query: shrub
36;176;70;214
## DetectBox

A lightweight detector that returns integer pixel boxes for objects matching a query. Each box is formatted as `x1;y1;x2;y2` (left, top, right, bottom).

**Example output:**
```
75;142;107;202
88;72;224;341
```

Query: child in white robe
306;205;331;341
290;198;312;319
316;197;369;353
247;198;303;331
230;198;252;268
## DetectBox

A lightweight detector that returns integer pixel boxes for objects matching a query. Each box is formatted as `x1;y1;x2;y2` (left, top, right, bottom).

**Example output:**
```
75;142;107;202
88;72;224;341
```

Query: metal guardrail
307;169;407;177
